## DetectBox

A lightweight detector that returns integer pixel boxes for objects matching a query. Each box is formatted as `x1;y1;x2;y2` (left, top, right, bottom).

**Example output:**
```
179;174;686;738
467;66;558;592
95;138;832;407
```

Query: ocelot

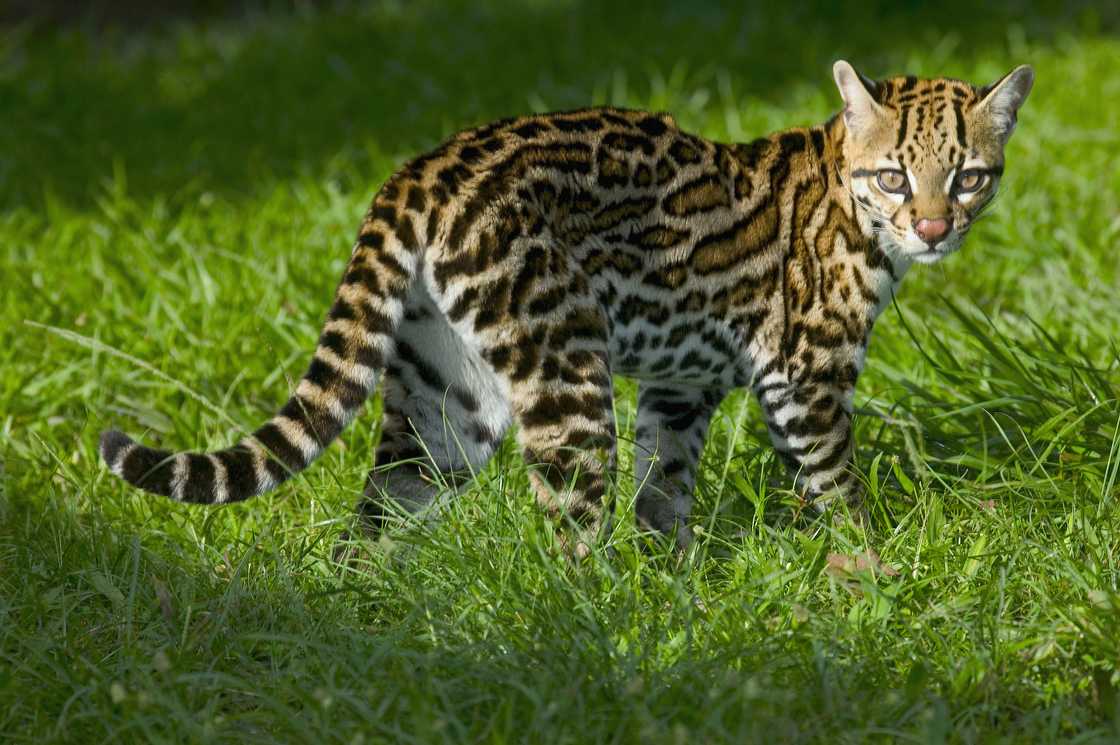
100;61;1033;553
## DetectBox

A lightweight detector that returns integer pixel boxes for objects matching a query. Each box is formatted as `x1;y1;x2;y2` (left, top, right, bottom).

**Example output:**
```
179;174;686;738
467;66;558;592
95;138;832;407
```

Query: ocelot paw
331;530;376;569
637;512;694;554
804;488;869;530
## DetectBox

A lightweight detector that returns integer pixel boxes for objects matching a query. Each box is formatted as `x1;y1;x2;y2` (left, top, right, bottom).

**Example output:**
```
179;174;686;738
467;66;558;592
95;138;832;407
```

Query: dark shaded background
1;0;1116;211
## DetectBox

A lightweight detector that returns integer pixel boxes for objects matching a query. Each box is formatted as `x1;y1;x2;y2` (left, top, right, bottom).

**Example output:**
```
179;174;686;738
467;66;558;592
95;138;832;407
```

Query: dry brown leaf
150;576;175;624
825;548;899;579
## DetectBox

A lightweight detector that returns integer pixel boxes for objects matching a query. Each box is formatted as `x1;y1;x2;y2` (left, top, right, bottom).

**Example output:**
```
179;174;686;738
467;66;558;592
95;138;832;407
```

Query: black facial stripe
952;100;967;148
895;106;910;148
850;168;877;178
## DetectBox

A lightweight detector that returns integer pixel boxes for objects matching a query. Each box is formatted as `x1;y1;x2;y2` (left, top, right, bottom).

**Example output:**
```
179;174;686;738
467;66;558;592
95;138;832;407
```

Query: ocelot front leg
633;383;724;550
753;364;865;521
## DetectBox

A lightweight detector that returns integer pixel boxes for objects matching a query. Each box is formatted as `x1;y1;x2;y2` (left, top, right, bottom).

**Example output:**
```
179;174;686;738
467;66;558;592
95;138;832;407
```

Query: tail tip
99;429;134;469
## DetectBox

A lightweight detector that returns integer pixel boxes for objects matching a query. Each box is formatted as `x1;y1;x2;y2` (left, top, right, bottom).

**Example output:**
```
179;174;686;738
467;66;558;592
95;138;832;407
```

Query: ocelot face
833;61;1034;264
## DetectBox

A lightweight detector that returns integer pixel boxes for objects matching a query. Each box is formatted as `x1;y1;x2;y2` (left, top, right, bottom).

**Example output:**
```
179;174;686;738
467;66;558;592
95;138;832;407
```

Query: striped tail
100;211;418;504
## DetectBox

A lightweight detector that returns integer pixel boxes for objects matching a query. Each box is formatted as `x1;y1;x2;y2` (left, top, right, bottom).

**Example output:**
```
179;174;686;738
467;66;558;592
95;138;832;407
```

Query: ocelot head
832;60;1033;264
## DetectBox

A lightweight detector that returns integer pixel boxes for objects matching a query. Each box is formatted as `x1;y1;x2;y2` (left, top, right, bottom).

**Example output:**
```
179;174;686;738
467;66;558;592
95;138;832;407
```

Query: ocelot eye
955;170;987;193
876;169;909;195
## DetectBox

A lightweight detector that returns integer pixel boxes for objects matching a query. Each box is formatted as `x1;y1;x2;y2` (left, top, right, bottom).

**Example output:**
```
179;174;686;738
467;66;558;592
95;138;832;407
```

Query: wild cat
100;61;1033;554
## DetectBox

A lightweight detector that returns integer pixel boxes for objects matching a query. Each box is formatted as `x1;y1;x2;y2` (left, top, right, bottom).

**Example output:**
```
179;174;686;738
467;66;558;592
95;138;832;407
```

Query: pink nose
913;217;951;244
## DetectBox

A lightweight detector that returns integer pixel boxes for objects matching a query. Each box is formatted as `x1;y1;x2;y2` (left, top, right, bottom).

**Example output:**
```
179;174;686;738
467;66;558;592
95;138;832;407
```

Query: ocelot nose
913;217;952;245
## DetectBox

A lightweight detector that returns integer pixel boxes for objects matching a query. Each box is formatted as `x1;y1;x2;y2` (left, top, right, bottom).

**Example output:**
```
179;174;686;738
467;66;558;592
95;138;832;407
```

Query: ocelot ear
832;60;883;137
976;65;1034;143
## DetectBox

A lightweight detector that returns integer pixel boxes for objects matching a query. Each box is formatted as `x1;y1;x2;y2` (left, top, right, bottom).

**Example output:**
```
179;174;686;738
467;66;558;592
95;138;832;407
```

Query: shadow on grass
1;0;1116;211
4;484;1105;742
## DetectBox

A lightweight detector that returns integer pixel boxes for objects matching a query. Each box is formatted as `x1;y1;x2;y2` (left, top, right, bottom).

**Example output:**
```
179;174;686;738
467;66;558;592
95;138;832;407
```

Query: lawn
2;1;1119;742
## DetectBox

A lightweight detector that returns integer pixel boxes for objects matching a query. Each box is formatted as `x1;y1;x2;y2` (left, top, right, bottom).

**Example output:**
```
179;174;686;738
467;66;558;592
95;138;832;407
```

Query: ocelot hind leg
633;383;724;550
481;297;617;559
342;285;511;554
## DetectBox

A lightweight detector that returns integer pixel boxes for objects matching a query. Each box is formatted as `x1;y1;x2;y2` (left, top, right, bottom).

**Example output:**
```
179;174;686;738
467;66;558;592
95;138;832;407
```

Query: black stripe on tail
99;205;419;505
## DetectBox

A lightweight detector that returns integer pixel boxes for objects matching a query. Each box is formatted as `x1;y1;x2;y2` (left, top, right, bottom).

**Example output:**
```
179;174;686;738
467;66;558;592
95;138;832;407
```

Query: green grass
2;1;1120;742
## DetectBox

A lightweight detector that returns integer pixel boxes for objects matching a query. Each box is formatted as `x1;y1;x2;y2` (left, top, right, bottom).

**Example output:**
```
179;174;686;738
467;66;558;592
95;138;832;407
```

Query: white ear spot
978;65;1034;142
833;60;883;136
